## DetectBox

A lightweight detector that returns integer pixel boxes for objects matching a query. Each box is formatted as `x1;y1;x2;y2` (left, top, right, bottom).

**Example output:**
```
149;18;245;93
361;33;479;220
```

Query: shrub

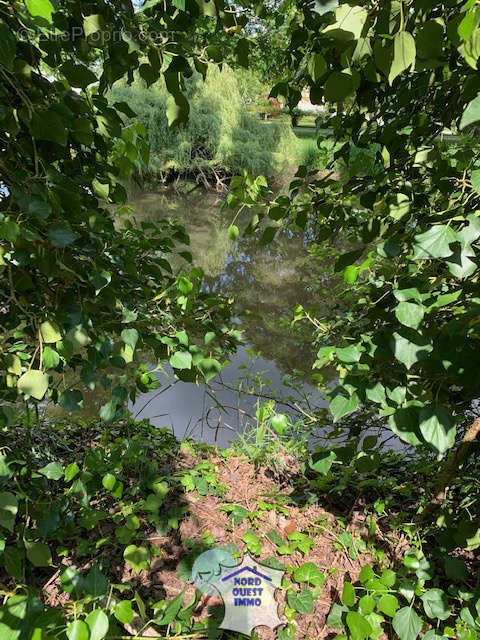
110;66;298;180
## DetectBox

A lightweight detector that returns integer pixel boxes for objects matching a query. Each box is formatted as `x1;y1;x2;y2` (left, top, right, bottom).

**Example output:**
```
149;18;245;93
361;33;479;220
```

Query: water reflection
126;186;337;444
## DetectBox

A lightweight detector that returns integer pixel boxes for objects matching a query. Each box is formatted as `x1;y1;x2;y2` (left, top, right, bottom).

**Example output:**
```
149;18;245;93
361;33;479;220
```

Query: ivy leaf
197;357;222;382
154;589;186;625
242;531;262;555
395;302;424;330
330;393;359;422
389;407;423;447
124;545;150;574
378;594;399;617
310;449;337;474
390;330;432;370
309;53;327;83
85;609;109;640
346;611;372;640
59;390;84;413
389;31;416;85
38;461;63;480
25;541;52;567
421;589;450;621
293;562;325;586
287;589;314;614
419;405;455;453
121;328;138;351
460;94;480;129
413;225;457;259
327;602;348;630
170;350;192;370
342;581;355;606
115;600;134;624
84;565;109;598
392;606;423;640
17;370;49;400
66;620;89;640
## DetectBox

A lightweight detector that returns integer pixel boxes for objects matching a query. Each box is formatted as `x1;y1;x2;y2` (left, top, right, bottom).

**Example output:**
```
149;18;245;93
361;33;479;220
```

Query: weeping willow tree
110;66;298;185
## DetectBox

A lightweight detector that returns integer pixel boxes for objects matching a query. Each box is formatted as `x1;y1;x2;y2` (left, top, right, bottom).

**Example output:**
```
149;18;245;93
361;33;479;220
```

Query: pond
126;186;338;447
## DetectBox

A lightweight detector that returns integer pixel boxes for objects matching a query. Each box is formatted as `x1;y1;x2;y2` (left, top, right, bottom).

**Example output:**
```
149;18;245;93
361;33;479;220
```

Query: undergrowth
0;412;478;639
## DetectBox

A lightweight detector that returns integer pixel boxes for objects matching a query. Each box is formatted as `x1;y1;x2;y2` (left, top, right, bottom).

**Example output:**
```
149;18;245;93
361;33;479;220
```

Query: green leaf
65;462;80;482
102;473;116;491
330;393;359;422
443;556;468;581
358;565;374;584
413;225;457;259
85;609;109;640
38;461;63;480
0;594;43;640
378;594;399;617
40;320;62;343
61;62;97;89
84;564;109;598
197;358;222;382
48;224;78;248
66;620;89;640
392;607;422;640
471;169;480;194
59;390;84;413
342;581;355;607
323;4;367;40
390;331;432;370
0;492;18;532
419;405;456;453
90;270;111;295
25;541;52;567
324;72;354;102
389;31;416;85
310;450;336;474
228;224;239;241
389;406;423;446
336;345;361;363
395;302;424;330
389;193;410;220
83;14;103;37
293;562;325;586
421;589;450;621
166;91;189;127
359;595;375;615
327;602;348;630
242;531;262;555
25;0;54;21
92;179;109;201
124;545;150;574
346;612;372;640
31;110;67;146
121;328;138;351
155;589;186;625
287;589;314;614
271;413;289;435
460;94;480;129
17;370;49;400
309;53;327;83
115;600;134;624
170;350;192;370
0;23;16;70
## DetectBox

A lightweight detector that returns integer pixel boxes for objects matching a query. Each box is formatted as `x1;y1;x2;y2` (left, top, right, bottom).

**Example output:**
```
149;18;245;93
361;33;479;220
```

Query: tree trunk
420;417;480;522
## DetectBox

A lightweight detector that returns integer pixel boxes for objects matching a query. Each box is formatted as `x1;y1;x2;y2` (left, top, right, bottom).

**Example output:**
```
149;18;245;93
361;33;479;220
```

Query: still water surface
126;187;334;446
